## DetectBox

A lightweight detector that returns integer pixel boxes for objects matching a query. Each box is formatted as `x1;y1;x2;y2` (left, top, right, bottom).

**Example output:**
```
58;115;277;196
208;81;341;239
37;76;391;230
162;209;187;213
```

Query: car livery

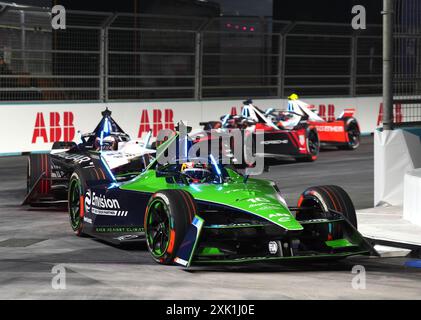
274;94;361;150
23;108;155;207
66;132;376;266
200;99;320;162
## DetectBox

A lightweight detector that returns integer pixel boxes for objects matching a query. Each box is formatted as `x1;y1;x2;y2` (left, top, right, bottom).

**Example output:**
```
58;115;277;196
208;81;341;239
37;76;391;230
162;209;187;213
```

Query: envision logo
84;190;127;217
85;190;92;211
85;190;120;210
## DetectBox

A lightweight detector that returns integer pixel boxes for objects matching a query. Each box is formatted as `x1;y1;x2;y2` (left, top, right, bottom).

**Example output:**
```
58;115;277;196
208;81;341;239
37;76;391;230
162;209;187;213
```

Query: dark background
19;0;382;23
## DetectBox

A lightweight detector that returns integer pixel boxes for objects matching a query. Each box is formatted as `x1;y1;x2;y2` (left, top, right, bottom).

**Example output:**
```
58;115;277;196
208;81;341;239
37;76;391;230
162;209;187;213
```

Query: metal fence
0;3;383;102
393;0;421;124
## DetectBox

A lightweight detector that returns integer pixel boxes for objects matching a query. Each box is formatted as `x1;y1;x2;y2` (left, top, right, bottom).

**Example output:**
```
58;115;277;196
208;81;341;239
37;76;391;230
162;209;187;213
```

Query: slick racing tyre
68;167;104;236
68;169;87;236
144;190;196;265
297;127;319;162
27;154;51;194
297;185;357;240
338;117;360;150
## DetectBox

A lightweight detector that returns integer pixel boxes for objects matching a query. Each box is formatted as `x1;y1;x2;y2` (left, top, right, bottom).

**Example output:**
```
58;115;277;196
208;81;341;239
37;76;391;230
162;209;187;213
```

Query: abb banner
0;96;399;155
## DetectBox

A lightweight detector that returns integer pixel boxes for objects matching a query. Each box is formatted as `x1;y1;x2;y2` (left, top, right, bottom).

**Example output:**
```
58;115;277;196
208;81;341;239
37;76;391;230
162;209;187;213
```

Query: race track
1;136;421;299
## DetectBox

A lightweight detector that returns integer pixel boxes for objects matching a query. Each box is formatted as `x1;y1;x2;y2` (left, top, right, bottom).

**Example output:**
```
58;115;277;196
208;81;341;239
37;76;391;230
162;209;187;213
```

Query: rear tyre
297;185;357;239
68;167;107;236
297;128;319;162
27;154;51;194
144;189;196;264
338;118;360;150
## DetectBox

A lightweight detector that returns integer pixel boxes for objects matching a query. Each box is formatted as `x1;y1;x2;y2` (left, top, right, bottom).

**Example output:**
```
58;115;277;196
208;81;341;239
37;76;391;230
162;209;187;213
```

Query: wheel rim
347;122;360;148
69;179;81;231
146;199;170;258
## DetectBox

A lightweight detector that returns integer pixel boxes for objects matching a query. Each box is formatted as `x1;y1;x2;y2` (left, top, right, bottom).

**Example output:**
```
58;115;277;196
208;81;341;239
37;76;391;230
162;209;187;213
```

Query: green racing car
68;131;376;267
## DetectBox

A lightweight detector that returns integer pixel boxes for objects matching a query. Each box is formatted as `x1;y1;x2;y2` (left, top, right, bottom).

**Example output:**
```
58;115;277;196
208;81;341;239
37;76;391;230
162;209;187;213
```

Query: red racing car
270;94;361;150
200;99;320;162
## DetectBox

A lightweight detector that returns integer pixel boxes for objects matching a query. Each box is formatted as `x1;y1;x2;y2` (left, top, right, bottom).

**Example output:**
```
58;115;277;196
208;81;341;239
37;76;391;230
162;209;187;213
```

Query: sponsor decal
235;256;265;261
174;257;189;266
85;190;128;217
300;218;331;224
316;125;344;133
138;108;175;138
268;241;279;254
83;217;92;224
261;140;288;145
115;235;139;241
255;204;285;211
95;226;144;233
268;212;291;223
377;102;403;126
299;135;305;145
247;197;270;204
32;112;75;144
55;152;91;164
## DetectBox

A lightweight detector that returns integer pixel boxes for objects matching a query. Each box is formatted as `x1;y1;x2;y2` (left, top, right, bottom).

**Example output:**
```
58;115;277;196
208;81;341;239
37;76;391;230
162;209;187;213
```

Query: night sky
16;0;383;24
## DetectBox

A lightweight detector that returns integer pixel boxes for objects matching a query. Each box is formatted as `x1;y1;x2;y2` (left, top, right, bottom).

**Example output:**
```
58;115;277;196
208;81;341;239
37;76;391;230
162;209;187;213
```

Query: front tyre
297;185;357;240
68;171;85;236
144;190;196;264
297;127;319;162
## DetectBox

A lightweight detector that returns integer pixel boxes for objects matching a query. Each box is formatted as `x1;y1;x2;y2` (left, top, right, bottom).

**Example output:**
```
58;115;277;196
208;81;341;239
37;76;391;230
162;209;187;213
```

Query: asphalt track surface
1;136;421;299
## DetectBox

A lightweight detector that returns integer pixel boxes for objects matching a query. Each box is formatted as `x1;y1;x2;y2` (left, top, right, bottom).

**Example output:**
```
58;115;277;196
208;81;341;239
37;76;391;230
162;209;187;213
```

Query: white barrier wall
374;128;421;207
0;97;383;155
403;168;421;226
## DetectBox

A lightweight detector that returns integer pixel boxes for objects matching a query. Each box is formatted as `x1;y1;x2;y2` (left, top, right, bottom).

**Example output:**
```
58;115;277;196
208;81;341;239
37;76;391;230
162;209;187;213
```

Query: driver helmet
94;135;119;151
180;162;212;183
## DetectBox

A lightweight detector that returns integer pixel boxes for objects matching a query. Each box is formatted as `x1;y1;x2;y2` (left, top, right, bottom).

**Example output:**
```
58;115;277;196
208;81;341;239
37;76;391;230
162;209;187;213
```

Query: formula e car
23;108;155;206
200;99;320;162
66;131;376;266
268;94;361;150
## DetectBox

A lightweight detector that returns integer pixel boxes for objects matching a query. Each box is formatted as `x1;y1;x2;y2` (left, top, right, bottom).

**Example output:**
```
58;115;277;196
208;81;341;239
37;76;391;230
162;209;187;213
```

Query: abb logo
138;109;174;137
32;112;75;144
308;104;336;121
377;103;402;126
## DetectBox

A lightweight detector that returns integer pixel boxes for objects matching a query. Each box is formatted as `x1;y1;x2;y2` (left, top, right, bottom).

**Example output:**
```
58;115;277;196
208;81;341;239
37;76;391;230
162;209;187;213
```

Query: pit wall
0;97;384;155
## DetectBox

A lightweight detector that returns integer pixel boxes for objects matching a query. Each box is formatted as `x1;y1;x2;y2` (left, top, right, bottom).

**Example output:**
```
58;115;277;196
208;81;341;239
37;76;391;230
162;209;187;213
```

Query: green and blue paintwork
122;168;302;231
115;133;374;265
120;133;302;231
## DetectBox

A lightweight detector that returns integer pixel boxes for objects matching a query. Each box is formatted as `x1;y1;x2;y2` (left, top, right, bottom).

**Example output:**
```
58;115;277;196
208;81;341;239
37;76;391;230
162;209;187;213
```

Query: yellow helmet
288;93;299;100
